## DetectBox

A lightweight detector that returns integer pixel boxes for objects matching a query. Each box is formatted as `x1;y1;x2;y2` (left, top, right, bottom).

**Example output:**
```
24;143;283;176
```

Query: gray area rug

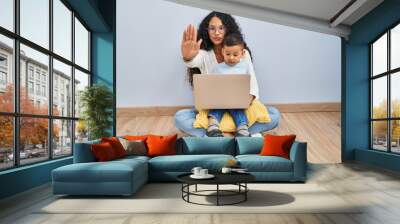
37;183;362;214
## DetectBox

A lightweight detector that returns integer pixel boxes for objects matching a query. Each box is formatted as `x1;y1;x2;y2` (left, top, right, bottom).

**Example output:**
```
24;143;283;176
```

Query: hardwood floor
1;163;400;224
116;112;341;164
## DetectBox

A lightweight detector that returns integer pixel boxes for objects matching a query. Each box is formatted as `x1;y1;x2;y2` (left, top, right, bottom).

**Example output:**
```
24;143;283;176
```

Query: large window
74;17;89;70
0;0;14;32
370;23;400;153
0;0;91;171
20;0;49;49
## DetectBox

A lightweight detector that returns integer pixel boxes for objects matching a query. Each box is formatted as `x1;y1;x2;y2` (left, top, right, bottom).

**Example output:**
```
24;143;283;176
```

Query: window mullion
71;10;76;154
14;0;20;167
370;45;373;149
48;0;54;160
388;30;391;152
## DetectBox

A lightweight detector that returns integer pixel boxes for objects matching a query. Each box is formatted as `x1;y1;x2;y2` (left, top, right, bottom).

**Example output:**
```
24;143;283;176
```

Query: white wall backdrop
116;0;341;107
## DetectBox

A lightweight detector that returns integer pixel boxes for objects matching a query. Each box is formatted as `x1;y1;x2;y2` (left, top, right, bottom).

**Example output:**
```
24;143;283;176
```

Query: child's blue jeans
208;109;248;127
174;106;280;137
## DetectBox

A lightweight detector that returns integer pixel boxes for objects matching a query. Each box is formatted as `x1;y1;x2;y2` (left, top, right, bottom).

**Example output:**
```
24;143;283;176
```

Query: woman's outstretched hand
181;24;203;61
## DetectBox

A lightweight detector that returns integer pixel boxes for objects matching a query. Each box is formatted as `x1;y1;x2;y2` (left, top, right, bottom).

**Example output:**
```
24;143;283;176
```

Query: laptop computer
193;74;252;110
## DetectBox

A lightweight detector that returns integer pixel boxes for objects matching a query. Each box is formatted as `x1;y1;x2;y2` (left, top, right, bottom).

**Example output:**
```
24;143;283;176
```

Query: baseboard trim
117;106;191;117
270;102;341;113
117;102;341;117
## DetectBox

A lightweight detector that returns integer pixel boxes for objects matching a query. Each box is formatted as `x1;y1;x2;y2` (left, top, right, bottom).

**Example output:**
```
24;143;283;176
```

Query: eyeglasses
207;25;226;34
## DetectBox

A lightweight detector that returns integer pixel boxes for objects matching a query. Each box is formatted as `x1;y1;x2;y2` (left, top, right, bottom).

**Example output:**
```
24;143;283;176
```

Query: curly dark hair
187;11;252;86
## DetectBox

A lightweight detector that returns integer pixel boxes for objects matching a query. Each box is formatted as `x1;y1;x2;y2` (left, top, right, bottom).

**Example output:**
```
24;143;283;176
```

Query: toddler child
206;33;255;137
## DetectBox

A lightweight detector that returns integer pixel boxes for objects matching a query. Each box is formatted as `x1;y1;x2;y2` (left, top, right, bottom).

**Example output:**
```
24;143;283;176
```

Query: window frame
0;71;7;85
0;0;92;171
0;53;8;88
370;21;400;154
0;53;7;68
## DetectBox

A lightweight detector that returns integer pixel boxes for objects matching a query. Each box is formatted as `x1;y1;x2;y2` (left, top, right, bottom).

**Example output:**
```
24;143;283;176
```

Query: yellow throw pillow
193;99;271;132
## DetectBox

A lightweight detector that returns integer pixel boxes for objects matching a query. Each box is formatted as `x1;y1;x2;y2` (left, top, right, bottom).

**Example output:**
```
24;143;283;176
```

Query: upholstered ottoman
52;156;148;196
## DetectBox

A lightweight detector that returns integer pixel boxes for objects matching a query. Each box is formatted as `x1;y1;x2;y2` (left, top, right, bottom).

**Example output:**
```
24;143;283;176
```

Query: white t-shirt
213;59;252;75
184;49;260;99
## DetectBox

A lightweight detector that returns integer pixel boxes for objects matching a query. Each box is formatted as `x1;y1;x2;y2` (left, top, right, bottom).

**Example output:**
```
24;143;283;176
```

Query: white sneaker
251;133;262;137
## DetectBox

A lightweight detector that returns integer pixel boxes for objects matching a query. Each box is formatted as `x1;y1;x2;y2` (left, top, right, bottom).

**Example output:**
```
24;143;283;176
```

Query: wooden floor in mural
116;111;341;164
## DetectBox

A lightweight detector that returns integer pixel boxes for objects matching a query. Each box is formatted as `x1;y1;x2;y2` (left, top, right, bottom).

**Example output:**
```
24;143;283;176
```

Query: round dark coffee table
177;172;255;206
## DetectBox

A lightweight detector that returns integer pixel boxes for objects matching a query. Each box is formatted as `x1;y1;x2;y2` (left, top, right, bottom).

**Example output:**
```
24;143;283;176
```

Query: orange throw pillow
91;142;117;161
124;135;148;141
259;134;296;159
146;134;177;157
101;137;127;158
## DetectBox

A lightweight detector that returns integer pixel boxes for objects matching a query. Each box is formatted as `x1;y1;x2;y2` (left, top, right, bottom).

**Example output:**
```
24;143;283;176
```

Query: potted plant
79;84;113;140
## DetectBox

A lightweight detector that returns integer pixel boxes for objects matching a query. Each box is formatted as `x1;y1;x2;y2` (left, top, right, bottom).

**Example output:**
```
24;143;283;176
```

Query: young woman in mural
174;11;281;137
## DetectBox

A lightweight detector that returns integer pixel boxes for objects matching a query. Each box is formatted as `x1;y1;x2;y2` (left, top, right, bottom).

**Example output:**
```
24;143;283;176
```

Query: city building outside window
28;67;34;80
28;81;34;94
35;83;40;95
0;71;7;85
0;55;7;67
35;70;40;81
41;73;46;82
0;55;7;87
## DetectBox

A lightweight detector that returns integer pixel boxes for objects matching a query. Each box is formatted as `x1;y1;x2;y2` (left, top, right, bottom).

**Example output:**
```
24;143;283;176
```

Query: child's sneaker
235;124;250;137
206;129;224;137
206;116;224;137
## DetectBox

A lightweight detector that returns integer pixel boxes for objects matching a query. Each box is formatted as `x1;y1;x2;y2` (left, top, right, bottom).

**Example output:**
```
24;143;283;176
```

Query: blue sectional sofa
52;137;307;196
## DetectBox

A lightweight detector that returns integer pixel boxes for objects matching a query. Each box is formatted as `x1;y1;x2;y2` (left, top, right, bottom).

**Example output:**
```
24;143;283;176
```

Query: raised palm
181;24;203;60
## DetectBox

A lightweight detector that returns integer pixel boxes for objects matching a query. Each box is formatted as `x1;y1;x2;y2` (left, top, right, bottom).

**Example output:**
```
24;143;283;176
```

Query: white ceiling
225;0;353;22
166;0;384;39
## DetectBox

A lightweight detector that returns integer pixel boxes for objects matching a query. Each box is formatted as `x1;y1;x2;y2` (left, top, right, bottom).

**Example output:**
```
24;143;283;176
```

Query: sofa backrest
176;137;236;155
73;139;100;163
74;137;243;163
235;137;263;155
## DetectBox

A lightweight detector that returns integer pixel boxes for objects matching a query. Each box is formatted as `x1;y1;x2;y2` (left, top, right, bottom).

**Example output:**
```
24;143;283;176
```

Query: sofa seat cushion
117;155;150;163
149;154;235;172
236;155;293;172
53;159;147;183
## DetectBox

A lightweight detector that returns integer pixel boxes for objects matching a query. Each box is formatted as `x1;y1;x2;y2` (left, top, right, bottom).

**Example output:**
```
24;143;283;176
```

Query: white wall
116;0;341;107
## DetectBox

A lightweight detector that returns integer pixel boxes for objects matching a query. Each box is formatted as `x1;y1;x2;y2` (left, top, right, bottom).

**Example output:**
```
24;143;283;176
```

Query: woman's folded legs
174;106;281;137
248;106;280;134
174;108;206;137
